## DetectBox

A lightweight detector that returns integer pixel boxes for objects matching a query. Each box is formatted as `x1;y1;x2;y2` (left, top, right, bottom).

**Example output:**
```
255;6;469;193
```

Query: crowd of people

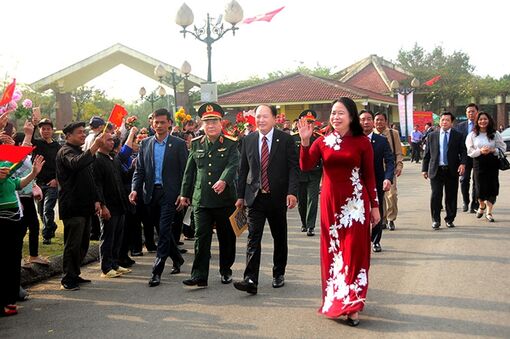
0;99;506;327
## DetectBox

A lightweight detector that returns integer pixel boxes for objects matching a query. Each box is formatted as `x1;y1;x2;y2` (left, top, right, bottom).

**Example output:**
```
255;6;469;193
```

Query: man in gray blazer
130;108;188;287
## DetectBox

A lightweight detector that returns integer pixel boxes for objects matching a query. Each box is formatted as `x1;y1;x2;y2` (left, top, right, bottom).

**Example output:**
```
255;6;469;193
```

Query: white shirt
367;132;373;140
465;131;507;158
439;128;451;166
258;128;274;162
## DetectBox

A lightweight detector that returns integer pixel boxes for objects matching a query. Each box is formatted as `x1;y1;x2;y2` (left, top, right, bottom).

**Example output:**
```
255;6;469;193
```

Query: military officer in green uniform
178;102;239;287
292;109;322;236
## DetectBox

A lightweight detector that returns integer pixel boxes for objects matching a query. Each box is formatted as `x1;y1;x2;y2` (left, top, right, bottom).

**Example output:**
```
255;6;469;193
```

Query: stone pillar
495;95;508;129
55;92;73;130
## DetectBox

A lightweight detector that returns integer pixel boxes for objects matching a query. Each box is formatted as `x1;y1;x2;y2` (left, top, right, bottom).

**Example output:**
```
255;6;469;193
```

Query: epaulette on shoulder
223;134;237;141
191;135;203;142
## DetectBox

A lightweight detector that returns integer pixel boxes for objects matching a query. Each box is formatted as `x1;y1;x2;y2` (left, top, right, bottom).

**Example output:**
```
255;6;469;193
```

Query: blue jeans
38;185;58;239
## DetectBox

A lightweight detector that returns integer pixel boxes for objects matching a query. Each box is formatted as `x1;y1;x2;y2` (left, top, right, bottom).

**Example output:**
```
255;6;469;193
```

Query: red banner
413;111;433;132
0;144;34;164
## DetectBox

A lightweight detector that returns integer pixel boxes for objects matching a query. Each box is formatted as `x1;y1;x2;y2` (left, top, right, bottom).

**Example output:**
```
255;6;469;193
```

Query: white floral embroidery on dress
324;132;342;150
321;167;368;314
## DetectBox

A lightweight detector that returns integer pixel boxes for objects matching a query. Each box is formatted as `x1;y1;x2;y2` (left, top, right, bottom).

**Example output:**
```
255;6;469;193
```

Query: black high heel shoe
346;317;360;327
476;206;486;219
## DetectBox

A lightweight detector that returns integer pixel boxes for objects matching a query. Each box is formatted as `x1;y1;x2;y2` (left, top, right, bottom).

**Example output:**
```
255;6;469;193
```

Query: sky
2;0;508;103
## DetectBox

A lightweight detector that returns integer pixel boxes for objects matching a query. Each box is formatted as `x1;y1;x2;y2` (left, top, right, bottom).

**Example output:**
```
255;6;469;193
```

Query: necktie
442;131;448;165
261;136;270;192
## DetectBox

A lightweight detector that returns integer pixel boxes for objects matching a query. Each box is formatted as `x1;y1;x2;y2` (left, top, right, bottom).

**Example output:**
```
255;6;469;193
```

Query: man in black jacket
32;118;61;244
94;133;131;278
360;110;395;252
234;104;299;294
56;122;105;290
422;112;467;230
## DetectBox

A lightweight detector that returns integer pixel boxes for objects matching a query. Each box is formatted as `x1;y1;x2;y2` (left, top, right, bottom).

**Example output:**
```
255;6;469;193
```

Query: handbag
498;149;510;171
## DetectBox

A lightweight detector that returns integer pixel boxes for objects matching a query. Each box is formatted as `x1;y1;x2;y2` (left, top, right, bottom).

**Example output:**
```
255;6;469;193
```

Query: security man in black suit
455;103;479;213
359;110;395;252
129;108;188;287
291;110;322;236
234;104;299;294
178;103;239;287
422;112;467;230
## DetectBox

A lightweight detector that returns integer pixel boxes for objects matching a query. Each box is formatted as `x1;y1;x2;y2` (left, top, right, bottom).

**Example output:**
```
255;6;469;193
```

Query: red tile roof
217;73;396;106
344;64;390;94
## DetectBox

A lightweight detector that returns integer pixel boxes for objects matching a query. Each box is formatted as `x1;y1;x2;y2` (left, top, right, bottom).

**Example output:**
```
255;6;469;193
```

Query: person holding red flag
0;147;45;317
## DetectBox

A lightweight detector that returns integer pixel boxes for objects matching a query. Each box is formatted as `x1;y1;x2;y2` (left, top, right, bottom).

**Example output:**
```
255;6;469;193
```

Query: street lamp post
390;78;420;141
175;1;243;82
139;85;167;112
154;61;192;112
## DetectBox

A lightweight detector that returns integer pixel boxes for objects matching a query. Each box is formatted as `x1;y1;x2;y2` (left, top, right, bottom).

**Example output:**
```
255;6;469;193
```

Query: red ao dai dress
300;131;378;318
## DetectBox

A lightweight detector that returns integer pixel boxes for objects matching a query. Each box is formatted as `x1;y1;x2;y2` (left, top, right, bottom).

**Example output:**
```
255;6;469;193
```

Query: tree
397;44;475;113
71;86;94;121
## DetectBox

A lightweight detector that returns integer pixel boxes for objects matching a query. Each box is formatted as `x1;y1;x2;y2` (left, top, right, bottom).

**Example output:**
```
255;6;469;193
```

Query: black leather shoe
272;275;285;288
346;317;360;327
131;251;143;257
469;209;476;214
179;248;188;254
446;222;455;228
221;274;233;284
381;223;387;230
306;228;315;236
388;221;395;231
170;266;181;274
77;276;92;284
119;258;135;268
432;222;440;230
182;277;208;287
462;204;468;212
148;274;161;287
372;243;382;252
42;238;51;245
233;279;258;294
301;226;307;232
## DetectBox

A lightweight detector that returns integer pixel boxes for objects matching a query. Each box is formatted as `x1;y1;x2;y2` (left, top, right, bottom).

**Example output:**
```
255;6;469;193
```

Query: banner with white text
397;92;414;140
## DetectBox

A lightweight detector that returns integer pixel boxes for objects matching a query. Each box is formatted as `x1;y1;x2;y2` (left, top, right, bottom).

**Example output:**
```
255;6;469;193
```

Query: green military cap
299;109;317;121
198;102;224;121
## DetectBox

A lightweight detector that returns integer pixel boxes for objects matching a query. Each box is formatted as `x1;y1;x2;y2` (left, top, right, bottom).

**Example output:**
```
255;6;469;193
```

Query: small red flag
0;144;34;164
0;79;16;107
423;75;441;87
243;6;285;24
108;104;128;128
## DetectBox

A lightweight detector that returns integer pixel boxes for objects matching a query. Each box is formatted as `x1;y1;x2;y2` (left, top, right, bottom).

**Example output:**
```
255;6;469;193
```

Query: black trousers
430;168;459;223
244;193;288;284
100;214;125;273
0;216;23;307
191;206;236;280
141;203;158;251
20;196;40;257
149;188;183;274
371;189;385;245
172;209;185;244
460;158;478;210
62;216;91;285
411;142;422;162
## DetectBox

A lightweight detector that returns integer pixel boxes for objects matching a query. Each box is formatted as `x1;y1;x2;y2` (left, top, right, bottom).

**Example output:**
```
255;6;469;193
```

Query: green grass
22;218;99;260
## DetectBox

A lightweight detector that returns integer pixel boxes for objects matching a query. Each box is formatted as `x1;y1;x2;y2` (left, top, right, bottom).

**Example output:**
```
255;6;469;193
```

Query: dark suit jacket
422;128;467;179
237;128;299;207
455;120;473;140
370;133;395;190
132;134;188;205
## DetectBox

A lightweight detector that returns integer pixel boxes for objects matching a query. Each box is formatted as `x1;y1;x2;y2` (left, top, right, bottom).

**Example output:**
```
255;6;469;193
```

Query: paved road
2;163;509;338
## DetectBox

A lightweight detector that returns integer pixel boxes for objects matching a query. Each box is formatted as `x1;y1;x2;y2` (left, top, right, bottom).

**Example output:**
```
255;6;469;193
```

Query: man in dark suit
360;110;395;252
422;112;467;230
455;103;479;213
234;104;299;294
291;109;322;237
129;108;188;287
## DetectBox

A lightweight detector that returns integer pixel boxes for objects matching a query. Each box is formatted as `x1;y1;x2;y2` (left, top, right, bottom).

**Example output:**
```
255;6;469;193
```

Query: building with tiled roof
336;54;411;94
217;73;397;121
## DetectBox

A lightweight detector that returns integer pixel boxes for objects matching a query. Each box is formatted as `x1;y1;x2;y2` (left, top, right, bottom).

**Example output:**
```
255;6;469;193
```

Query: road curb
21;244;99;286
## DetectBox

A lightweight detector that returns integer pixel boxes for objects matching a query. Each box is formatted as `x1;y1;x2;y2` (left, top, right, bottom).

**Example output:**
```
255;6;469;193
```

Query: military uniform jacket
292;132;322;182
181;134;239;208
